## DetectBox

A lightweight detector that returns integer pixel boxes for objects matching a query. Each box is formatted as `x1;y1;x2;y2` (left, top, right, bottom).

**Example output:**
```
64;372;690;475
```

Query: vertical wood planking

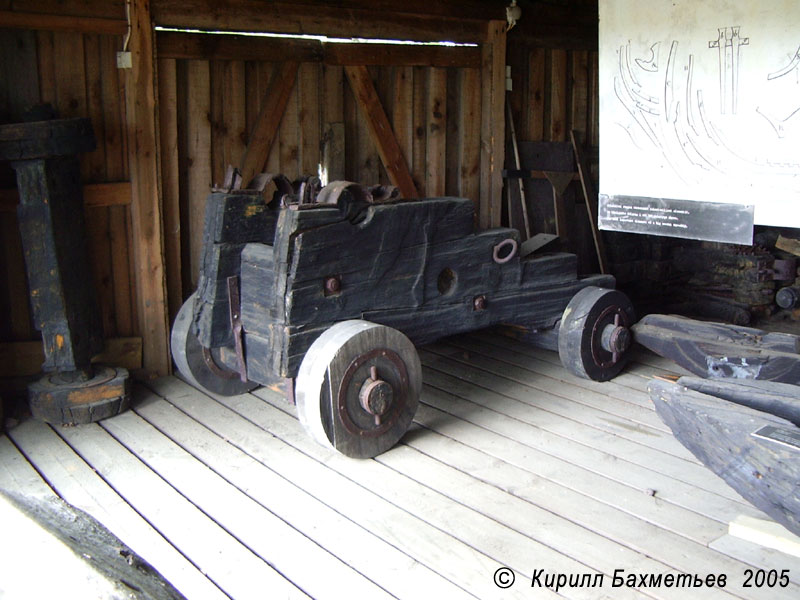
224;61;247;180
298;62;320;178
53;32;87;118
83;34;107;181
527;48;545;142
278;68;299;179
0;217;31;339
344;65;416;197
392;66;413;192
425;67;446;197
209;61;225;186
0;29;40;122
571;50;589;140
321;64;344;182
411;66;426;196
479;20;506;229
0;29;40;340
506;42;528;144
184;60;211;289
259;63;281;175
590;51;600;148
343;69;357;182
459;68;481;214
549;49;568;142
244;61;261;151
125;0;170;374
239;61;298;184
374;66;393;184
36;30;56;108
83;34;114;336
444;68;459;197
355;67;379;185
102;35;134;337
158;57;182;324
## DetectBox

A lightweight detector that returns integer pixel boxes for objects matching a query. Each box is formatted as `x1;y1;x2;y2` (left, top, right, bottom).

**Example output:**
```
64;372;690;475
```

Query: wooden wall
0;27;137;346
0;0;600;376
0;0;511;375
507;45;599;147
504;33;601;273
157;51;485;306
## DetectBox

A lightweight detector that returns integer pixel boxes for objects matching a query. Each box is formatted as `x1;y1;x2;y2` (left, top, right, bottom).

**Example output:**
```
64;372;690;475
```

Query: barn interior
1;1;799;598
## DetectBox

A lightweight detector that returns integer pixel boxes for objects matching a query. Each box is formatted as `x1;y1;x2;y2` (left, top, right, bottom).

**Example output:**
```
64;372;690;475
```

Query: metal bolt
324;276;341;294
359;365;393;426
473;295;487;311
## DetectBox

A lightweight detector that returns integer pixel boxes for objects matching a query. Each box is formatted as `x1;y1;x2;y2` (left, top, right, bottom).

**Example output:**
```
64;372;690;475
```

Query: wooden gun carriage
172;178;635;457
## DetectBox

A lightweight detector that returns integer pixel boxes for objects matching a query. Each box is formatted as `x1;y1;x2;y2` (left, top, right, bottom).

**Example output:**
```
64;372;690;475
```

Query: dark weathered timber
649;378;800;537
296;321;422;459
194;191;279;347
173;186;634;457
28;366;130;425
172;292;258;396
1;490;185;600
235;192;617;380
632;314;800;383
558;286;635;381
180;190;633;398
0;119;103;374
0;118;95;161
677;376;800;427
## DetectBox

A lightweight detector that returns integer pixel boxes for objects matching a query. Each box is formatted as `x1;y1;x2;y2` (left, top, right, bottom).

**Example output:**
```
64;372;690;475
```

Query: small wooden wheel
171;292;258;396
558;286;635;381
296;320;422;458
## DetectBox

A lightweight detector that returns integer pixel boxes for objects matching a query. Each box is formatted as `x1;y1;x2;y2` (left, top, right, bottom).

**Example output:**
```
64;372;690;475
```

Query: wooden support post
479;20;506;229
344;65;417;199
125;0;171;376
239;61;299;187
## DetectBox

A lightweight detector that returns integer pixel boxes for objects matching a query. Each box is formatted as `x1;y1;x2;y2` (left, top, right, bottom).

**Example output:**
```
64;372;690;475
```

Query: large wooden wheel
296;320;422;459
558;286;635;381
171;292;258;396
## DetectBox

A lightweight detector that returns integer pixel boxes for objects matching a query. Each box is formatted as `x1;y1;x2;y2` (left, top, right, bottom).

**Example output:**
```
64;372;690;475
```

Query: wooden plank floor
3;330;800;599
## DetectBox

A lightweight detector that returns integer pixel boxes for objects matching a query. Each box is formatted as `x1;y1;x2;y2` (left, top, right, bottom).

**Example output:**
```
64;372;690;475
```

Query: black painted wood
194;192;279;348
678;376;800;427
649;378;800;537
186;192;624;387
633;314;800;383
0;118;102;374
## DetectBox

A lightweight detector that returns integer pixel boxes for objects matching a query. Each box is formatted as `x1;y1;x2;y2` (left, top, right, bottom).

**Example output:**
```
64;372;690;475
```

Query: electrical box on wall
598;0;800;243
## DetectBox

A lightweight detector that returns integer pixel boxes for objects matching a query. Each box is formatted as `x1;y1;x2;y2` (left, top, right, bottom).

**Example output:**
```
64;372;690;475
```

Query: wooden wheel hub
338;348;409;437
558;286;636;381
358;366;394;424
296;320;422;458
597;310;632;364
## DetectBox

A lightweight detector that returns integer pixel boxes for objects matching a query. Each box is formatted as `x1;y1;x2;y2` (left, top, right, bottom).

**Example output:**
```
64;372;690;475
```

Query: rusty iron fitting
473;295;487;311
324;275;341;295
492;238;518;264
359;365;393;426
601;323;631;356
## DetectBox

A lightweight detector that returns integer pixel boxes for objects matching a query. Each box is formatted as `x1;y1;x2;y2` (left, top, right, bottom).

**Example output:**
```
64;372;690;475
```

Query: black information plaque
752;424;800;451
599;194;754;244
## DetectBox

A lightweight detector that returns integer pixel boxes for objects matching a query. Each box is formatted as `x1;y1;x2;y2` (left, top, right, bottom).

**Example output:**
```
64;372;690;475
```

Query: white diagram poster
598;0;800;241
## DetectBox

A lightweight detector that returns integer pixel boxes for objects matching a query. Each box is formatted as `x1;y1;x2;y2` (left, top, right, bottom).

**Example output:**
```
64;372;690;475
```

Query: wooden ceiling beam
157;30;481;68
325;43;480;68
0;10;127;35
156;30;322;61
152;0;491;44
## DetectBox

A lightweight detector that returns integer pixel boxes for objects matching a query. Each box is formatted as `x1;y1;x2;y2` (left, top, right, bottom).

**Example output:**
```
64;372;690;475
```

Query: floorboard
2;330;798;600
